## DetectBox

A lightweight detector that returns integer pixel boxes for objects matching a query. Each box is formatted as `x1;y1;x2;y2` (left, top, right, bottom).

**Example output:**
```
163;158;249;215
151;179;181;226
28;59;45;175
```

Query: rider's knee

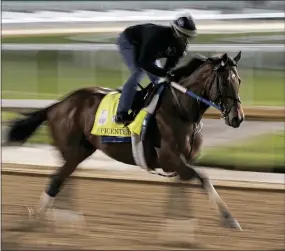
131;68;143;77
128;69;144;85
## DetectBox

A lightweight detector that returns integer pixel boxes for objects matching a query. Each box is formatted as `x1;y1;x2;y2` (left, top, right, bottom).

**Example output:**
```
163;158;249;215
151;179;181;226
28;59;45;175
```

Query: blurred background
1;1;284;250
2;0;284;170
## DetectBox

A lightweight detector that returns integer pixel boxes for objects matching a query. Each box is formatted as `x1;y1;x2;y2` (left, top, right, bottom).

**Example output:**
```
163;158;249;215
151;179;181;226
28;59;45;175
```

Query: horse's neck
172;80;209;123
185;95;209;123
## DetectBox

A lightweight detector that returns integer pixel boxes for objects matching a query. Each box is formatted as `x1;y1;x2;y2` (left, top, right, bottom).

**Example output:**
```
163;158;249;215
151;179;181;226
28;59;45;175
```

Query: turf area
3;31;284;44
2;53;284;106
197;131;285;172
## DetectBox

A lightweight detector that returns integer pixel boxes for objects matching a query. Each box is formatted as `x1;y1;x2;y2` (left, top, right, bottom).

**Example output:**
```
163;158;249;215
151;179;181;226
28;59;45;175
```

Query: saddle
115;82;162;119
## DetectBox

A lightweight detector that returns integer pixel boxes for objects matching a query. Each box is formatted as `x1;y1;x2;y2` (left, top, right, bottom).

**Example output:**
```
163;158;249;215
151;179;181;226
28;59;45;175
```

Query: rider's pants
116;33;161;114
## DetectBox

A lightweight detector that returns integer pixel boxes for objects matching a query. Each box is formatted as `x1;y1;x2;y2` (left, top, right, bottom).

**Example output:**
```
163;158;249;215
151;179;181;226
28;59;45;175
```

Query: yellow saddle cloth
91;92;147;139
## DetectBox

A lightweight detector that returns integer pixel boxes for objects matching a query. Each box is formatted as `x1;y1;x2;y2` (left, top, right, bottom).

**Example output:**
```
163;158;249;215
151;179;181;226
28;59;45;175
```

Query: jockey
115;14;198;124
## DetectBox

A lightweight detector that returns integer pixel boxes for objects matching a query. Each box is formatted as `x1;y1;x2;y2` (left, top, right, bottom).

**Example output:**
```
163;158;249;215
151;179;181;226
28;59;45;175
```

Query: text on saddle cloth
91;92;148;138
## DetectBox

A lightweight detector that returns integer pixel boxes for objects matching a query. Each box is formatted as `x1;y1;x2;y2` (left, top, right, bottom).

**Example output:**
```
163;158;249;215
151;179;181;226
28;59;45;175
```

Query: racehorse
6;52;244;230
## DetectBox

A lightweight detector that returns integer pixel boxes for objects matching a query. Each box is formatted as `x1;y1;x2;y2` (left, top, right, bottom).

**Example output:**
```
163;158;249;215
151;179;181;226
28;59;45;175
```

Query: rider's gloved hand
165;71;176;83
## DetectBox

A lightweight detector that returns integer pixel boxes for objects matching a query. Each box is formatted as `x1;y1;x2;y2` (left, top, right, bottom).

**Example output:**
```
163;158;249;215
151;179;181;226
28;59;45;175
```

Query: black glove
165;71;176;83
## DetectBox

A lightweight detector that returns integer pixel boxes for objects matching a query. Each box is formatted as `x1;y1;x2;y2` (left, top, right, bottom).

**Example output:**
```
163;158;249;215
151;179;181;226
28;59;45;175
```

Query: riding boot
115;72;141;124
114;111;134;124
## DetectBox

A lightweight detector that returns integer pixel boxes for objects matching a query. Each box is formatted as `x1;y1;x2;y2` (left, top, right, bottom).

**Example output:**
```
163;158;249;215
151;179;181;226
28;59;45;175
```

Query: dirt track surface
2;168;285;250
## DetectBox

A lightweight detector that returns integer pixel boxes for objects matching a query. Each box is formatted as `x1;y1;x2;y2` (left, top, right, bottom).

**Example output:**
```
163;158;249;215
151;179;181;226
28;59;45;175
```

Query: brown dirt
2;170;285;250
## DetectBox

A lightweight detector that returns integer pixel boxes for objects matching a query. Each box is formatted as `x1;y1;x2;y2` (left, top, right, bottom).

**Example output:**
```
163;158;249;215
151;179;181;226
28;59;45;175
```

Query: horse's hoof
221;211;242;231
27;206;46;224
46;209;87;233
22;206;43;231
224;217;242;231
27;206;36;221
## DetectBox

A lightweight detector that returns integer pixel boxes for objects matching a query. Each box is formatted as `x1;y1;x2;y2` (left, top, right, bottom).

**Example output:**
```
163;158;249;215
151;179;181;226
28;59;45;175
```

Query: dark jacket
124;23;187;77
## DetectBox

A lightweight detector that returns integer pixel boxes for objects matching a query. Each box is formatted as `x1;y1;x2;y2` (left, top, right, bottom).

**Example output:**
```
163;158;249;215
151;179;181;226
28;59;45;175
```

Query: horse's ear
213;53;228;70
234;51;242;64
221;53;228;66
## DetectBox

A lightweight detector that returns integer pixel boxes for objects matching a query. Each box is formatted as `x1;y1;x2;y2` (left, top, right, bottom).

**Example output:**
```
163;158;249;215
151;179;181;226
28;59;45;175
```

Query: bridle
209;65;241;119
170;60;241;122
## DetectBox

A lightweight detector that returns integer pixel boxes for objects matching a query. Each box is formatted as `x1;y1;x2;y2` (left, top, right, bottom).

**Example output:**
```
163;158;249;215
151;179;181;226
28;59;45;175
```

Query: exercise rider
114;14;198;124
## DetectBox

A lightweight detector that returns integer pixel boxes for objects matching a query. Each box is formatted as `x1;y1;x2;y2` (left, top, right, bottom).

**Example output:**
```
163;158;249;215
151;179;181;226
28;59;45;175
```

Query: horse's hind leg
33;135;96;220
178;160;242;231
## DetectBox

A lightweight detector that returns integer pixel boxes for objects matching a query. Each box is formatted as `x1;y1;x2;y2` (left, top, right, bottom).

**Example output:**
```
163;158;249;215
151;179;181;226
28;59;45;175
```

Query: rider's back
124;23;169;45
123;23;187;73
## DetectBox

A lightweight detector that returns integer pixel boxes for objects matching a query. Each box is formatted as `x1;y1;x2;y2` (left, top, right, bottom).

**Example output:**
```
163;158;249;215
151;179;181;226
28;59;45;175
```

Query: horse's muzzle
225;102;244;128
230;115;243;128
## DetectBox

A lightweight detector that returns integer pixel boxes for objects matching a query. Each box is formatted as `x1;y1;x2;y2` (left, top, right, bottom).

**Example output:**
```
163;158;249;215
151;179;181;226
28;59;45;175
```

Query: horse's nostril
231;116;241;128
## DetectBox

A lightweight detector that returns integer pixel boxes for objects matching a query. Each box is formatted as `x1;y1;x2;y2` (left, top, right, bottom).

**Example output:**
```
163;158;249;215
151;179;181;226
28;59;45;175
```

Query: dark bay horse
6;52;244;230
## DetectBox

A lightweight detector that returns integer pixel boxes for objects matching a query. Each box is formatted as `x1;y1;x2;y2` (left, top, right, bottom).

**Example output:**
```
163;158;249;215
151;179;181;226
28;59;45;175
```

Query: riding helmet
171;15;197;41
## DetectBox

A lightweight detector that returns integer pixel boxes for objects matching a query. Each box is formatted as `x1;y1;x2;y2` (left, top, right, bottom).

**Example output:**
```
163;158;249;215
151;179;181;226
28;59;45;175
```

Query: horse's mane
171;54;208;82
171;53;236;82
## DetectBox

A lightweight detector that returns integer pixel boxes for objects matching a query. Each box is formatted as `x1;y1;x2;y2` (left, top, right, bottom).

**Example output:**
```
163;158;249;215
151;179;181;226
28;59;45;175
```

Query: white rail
2;44;284;52
2;10;284;24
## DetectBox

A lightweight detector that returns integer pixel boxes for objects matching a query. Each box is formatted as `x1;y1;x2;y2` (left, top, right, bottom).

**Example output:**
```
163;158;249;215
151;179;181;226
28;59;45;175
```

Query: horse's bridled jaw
225;105;244;128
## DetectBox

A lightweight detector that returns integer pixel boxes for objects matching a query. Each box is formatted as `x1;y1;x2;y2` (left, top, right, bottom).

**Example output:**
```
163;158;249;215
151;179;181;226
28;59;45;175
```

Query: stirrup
136;83;144;90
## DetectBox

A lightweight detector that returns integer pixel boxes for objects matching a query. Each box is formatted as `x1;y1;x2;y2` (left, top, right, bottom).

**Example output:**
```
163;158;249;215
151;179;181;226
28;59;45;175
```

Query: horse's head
209;52;244;128
170;51;244;128
197;52;244;128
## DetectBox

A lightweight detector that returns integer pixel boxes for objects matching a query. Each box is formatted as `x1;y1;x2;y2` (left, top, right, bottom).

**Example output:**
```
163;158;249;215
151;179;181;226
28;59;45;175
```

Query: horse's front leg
179;156;242;231
184;131;203;164
156;115;241;230
202;176;242;230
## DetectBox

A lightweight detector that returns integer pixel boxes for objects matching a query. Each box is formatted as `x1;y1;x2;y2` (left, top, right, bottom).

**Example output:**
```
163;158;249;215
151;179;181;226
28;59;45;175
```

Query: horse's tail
6;104;56;144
